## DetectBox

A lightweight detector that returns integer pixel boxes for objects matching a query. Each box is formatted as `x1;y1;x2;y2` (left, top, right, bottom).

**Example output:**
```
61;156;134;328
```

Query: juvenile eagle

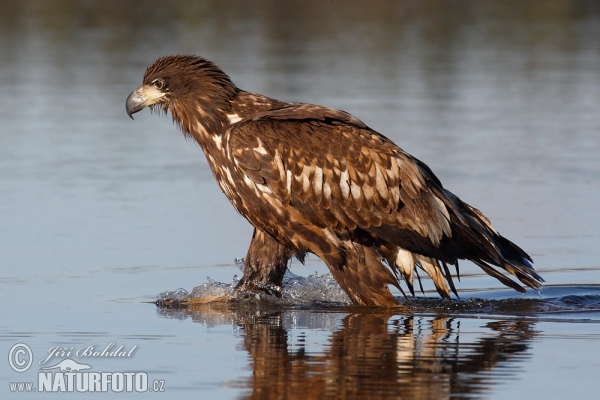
126;55;542;306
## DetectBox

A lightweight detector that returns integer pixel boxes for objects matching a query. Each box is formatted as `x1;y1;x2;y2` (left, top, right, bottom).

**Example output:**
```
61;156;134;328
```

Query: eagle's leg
235;228;293;297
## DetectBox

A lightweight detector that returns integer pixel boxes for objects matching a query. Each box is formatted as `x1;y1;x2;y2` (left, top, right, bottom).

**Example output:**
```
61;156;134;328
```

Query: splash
156;261;600;316
156;277;237;307
156;261;352;307
281;270;351;304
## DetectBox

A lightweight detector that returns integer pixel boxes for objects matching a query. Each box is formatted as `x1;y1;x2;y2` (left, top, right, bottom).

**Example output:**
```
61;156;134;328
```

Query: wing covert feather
230;107;452;247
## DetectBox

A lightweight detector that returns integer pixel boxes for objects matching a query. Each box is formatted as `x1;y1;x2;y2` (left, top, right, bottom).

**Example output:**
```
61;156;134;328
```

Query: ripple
155;272;600;319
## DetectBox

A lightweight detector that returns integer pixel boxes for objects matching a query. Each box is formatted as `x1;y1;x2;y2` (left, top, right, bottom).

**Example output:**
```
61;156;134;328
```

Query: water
1;0;600;398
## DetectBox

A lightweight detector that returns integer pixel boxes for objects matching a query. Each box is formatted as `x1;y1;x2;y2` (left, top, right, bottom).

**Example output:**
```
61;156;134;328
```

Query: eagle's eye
151;79;166;90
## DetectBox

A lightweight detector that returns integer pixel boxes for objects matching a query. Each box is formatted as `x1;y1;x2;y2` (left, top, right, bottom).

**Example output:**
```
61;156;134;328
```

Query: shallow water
2;0;600;398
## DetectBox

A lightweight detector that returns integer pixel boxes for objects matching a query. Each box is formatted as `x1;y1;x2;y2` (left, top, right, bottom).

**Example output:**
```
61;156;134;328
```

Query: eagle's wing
229;104;454;254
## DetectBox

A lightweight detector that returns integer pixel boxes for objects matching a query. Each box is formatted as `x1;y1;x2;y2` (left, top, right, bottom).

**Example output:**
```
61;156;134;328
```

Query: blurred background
2;1;600;399
2;0;599;291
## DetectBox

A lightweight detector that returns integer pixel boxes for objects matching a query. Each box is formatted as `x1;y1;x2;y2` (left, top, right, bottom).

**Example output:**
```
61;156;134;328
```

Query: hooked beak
126;85;166;120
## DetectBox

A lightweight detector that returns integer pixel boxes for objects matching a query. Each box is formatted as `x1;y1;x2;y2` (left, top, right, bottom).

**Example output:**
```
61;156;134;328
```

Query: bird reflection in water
157;303;537;399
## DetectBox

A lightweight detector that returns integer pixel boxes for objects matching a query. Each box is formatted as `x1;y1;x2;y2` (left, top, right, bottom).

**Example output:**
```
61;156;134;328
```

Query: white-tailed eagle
126;55;542;306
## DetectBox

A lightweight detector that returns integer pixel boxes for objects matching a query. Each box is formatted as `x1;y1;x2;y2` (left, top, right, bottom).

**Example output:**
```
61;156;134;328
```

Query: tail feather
393;248;416;296
416;256;450;299
441;261;459;297
387;248;459;299
414;268;425;295
446;191;543;292
470;259;526;293
385;240;541;300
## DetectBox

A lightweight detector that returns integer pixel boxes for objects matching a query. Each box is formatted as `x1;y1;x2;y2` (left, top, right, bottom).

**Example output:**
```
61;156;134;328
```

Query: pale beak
126;85;166;120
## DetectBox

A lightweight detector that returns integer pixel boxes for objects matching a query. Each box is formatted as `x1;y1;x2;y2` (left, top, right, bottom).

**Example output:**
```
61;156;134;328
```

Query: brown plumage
126;55;543;306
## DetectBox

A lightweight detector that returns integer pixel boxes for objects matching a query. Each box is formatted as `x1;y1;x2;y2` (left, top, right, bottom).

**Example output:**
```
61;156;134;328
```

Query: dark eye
152;79;166;90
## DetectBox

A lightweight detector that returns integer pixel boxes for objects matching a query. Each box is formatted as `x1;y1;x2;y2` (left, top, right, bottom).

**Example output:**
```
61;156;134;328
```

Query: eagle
126;55;543;307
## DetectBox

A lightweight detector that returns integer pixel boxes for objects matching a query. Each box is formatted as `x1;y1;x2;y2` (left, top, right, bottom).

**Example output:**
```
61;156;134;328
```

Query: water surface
1;1;600;398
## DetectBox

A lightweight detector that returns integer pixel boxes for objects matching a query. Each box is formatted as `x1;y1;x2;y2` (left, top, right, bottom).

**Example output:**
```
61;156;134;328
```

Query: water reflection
157;303;537;399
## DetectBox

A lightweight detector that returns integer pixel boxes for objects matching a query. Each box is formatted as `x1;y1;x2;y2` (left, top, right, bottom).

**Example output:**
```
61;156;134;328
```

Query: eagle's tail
444;194;543;293
459;201;543;293
382;191;543;299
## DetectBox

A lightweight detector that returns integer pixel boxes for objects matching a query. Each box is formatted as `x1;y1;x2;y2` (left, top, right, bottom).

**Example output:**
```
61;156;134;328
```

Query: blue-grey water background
1;0;600;398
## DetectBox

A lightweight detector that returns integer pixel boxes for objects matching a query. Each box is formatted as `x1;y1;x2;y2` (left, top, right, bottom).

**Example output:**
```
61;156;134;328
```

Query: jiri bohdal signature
38;343;137;365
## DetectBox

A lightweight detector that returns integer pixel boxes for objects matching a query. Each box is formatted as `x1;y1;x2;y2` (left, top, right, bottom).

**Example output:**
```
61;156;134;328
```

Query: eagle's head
126;55;238;134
